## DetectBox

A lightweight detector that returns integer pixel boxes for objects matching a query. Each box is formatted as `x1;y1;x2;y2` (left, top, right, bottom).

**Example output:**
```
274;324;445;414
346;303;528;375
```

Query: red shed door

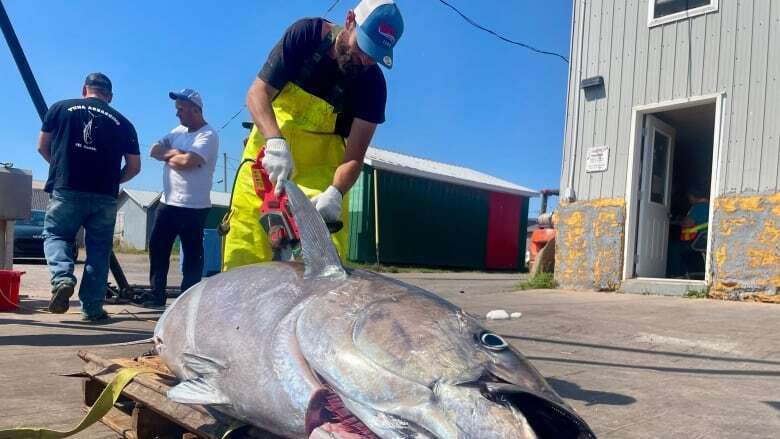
485;192;521;269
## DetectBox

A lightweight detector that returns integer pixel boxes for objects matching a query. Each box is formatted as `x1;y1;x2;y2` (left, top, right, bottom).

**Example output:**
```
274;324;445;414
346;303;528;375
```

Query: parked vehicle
13;209;80;261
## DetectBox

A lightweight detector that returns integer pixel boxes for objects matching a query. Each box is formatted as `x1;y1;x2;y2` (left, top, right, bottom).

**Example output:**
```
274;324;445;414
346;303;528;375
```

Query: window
650;132;670;205
648;0;718;27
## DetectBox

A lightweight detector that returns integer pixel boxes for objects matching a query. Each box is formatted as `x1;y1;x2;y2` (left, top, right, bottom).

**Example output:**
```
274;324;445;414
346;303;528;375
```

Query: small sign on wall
585;146;609;173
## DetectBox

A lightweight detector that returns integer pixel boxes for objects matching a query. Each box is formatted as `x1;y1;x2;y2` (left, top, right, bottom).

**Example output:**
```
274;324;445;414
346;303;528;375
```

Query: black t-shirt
42;97;139;198
258;18;387;138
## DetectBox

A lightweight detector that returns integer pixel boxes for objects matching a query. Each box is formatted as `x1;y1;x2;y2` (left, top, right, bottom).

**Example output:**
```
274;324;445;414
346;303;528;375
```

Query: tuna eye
479;332;508;351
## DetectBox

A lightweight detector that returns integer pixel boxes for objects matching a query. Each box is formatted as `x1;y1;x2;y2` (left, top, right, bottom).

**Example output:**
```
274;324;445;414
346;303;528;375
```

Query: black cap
84;72;112;92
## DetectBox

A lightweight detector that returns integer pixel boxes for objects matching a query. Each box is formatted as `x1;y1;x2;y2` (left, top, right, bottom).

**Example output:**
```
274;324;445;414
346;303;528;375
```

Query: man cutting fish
222;0;404;270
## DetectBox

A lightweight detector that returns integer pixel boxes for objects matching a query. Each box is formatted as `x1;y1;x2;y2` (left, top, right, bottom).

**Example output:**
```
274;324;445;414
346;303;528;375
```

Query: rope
0;367;156;439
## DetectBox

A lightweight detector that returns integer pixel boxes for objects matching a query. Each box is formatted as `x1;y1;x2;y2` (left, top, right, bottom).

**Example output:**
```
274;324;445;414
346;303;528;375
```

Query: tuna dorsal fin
168;378;230;405
282;179;346;279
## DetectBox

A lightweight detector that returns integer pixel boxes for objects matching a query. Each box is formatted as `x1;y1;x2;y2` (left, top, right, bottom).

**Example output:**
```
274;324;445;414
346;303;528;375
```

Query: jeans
149;203;209;298
43;189;117;317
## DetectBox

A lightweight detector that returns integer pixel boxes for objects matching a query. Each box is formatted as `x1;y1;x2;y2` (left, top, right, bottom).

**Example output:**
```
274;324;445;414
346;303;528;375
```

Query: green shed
348;148;538;270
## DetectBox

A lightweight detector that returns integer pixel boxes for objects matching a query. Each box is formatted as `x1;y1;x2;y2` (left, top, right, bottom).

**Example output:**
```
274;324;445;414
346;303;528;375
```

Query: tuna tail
282;179;346;279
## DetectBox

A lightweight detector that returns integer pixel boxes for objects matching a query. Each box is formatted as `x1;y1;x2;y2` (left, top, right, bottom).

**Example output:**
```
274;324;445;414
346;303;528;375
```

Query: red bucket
0;270;25;312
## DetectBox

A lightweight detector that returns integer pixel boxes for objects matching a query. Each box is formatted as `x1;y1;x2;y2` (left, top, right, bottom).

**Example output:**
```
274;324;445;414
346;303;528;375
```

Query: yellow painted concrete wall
554;193;779;301
554;199;625;291
710;192;780;302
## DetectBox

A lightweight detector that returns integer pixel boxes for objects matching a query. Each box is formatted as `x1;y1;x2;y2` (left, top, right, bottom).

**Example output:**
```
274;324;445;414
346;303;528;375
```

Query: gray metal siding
562;0;780;199
116;199;149;250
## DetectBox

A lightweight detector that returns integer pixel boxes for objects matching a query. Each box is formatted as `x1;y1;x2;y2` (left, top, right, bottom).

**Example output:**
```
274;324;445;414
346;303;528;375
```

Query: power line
435;0;569;64
324;0;341;17
218;104;246;132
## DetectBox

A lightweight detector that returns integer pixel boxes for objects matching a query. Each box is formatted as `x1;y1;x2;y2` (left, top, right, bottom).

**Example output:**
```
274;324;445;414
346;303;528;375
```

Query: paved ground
1;254;778;438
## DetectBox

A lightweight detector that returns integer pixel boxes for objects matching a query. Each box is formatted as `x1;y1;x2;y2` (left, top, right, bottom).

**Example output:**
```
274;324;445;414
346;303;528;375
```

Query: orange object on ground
0;270;25;311
529;228;557;265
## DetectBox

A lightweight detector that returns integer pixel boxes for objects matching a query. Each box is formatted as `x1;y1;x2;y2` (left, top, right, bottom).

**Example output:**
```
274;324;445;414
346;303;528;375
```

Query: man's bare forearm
150;142;170;161
119;166;136;183
331;118;376;194
37;131;52;163
246;78;282;139
119;155;141;183
166;151;204;171
332;160;364;195
38;148;51;164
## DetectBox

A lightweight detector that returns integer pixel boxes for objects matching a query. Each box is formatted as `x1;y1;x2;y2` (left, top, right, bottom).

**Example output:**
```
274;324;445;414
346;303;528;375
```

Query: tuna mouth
305;385;380;439
479;382;596;439
455;371;595;438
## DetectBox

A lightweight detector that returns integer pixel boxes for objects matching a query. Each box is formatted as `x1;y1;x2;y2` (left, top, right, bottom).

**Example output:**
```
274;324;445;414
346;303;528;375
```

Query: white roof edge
209;191;231;207
120;188;232;208
121;188;161;208
364;157;539;198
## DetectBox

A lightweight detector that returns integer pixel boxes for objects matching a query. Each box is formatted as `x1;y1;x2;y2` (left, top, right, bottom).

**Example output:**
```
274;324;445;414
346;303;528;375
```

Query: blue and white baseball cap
354;0;404;69
169;88;203;109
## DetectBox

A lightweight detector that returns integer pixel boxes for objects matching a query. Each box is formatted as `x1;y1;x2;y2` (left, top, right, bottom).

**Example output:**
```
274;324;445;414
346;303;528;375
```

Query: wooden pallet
78;351;283;439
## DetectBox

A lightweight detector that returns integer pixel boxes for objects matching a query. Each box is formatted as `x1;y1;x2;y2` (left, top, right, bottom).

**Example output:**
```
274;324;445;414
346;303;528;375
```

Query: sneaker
48;282;75;314
140;298;166;309
133;291;166;308
81;310;110;322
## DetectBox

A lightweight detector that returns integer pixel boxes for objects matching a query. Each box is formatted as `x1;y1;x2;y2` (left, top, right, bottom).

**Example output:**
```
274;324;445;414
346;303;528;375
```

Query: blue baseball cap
354;0;404;69
169;88;203;109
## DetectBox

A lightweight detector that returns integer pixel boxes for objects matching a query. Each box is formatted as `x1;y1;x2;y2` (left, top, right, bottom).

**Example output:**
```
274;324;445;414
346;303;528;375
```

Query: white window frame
648;0;719;27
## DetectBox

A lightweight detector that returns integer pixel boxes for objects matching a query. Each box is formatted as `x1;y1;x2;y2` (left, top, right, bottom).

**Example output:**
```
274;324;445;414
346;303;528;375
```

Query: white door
635;115;676;277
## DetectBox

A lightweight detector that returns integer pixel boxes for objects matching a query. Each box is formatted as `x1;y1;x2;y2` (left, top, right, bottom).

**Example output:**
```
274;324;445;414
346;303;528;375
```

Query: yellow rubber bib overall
222;82;350;271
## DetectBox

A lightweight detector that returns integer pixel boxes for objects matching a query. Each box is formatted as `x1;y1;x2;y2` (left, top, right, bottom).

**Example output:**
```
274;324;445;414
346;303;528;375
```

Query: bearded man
222;0;404;269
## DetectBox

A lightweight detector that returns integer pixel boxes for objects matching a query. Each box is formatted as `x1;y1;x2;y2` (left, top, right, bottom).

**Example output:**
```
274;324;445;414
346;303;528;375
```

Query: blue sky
1;0;572;216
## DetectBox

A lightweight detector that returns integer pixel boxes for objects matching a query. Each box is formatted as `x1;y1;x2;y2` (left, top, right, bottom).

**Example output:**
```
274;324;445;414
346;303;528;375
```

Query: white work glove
262;137;293;195
311;185;343;223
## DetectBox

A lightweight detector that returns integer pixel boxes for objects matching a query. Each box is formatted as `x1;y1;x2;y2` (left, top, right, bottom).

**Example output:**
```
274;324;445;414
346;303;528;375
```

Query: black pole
539;189;560;215
0;0;48;121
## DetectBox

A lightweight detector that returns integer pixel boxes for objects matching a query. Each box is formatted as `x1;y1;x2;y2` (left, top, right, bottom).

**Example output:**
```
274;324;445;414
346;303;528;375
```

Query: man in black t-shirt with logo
37;73;141;321
222;0;404;269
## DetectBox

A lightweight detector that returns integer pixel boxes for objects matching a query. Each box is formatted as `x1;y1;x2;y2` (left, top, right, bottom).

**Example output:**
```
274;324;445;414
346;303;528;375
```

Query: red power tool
251;148;301;261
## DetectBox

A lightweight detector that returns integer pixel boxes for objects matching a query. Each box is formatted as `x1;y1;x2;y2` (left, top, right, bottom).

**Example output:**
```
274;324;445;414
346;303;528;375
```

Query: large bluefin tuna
154;180;595;439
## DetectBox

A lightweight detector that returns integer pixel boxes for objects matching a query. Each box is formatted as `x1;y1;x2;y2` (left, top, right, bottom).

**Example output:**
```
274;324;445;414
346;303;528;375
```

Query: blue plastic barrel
179;228;222;277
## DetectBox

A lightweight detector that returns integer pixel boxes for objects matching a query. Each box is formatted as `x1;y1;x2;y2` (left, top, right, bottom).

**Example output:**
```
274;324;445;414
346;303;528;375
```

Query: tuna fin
282;179;346;279
181;353;227;377
167;378;230;405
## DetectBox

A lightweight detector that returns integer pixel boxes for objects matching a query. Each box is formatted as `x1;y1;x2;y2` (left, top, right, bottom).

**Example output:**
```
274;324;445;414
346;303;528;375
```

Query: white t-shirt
160;124;219;209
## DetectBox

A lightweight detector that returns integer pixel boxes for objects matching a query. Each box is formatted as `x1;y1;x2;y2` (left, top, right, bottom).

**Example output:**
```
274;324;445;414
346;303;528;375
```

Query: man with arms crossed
139;89;219;307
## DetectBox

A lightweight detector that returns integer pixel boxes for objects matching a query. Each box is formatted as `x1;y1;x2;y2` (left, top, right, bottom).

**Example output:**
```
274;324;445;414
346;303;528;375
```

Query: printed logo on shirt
83;111;96;146
67;104;121;126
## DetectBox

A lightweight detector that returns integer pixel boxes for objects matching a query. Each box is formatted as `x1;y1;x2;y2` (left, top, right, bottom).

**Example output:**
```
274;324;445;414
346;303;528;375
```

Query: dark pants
667;240;705;278
149;203;209;298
